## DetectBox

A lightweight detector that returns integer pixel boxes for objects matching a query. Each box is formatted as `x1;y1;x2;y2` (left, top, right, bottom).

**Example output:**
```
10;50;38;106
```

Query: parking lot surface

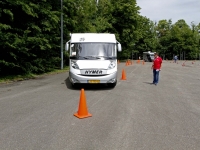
0;60;200;150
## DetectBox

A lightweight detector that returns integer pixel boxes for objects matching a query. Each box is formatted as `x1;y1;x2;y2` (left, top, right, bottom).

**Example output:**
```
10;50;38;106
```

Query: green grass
0;66;69;84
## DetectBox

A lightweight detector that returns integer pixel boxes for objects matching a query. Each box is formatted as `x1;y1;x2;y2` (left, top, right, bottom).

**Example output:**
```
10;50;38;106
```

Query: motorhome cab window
71;43;116;59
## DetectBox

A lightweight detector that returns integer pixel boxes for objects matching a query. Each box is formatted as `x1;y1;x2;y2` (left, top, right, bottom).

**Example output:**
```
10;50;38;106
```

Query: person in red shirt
151;53;162;85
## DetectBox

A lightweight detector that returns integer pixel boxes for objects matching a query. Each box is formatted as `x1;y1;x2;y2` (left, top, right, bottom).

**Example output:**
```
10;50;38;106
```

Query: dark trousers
153;69;160;84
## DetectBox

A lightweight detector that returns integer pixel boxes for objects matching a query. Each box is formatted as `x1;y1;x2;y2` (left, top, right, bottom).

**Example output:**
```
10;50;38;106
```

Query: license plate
88;80;100;83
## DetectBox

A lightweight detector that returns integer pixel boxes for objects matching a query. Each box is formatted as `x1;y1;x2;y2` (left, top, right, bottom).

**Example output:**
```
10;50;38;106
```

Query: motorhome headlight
108;61;116;69
71;61;79;69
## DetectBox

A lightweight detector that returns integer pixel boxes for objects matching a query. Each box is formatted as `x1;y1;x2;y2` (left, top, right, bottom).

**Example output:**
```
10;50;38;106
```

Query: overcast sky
137;0;200;26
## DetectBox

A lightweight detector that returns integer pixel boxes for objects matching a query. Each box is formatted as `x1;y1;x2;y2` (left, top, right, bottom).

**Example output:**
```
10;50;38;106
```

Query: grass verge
0;67;69;84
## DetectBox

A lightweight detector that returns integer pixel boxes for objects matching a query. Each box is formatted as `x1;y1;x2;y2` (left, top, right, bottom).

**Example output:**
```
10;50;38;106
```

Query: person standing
151;53;162;85
174;55;178;63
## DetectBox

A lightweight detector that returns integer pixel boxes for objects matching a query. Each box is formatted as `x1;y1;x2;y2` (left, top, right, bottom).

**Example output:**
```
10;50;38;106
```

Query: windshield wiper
98;56;116;59
74;56;90;59
83;56;101;59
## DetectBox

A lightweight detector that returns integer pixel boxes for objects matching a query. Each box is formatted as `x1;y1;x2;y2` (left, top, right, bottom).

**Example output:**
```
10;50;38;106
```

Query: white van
65;33;122;88
143;51;155;62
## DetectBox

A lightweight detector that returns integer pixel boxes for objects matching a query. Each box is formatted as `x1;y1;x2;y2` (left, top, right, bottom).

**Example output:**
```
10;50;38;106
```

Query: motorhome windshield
71;43;116;59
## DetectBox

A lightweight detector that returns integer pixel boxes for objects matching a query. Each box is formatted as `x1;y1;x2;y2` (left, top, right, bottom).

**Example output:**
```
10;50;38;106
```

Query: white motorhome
143;51;155;62
65;33;122;88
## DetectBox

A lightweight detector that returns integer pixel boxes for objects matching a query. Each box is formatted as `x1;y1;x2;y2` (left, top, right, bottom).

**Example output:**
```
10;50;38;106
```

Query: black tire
71;83;78;89
107;81;117;88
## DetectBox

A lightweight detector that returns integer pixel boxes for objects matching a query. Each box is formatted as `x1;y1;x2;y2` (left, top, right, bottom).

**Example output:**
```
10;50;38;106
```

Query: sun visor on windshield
71;34;117;43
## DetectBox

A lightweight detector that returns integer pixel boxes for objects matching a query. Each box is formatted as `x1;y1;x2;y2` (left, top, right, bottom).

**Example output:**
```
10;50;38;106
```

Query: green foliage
155;19;200;59
0;0;200;77
110;0;139;59
0;0;60;76
95;0;113;32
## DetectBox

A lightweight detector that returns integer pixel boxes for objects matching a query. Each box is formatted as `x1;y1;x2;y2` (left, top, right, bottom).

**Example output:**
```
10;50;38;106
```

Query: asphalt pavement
0;60;200;150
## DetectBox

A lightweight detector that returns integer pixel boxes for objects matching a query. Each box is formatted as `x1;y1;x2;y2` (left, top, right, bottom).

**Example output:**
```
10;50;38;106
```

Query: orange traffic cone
121;69;126;80
128;60;131;65
74;89;92;119
142;61;145;65
125;61;129;66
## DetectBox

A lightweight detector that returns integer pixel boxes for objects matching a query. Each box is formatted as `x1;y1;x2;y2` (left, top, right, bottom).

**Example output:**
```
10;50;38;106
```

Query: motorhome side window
71;44;76;56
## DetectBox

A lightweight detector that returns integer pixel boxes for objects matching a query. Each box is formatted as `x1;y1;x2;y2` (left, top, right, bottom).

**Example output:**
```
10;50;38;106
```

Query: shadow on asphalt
143;82;154;85
64;77;114;91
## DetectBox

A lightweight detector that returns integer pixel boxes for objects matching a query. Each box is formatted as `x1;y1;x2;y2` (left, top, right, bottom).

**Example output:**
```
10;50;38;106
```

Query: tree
94;0;113;33
0;0;60;75
155;19;173;59
171;20;196;59
134;16;158;58
110;0;140;59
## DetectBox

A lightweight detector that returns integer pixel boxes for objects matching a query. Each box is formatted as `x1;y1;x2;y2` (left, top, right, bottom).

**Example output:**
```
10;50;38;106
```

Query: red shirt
153;56;162;69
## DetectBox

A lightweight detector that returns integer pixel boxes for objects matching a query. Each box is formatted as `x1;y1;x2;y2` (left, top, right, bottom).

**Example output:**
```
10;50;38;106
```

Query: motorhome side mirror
65;42;69;51
117;43;122;52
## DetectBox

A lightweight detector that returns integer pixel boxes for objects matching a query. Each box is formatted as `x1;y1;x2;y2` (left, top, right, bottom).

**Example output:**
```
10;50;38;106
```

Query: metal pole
61;0;63;69
184;51;186;60
132;50;133;61
182;52;183;60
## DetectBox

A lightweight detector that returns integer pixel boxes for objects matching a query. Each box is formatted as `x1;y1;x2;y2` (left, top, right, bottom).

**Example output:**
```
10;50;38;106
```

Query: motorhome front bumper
69;71;117;84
